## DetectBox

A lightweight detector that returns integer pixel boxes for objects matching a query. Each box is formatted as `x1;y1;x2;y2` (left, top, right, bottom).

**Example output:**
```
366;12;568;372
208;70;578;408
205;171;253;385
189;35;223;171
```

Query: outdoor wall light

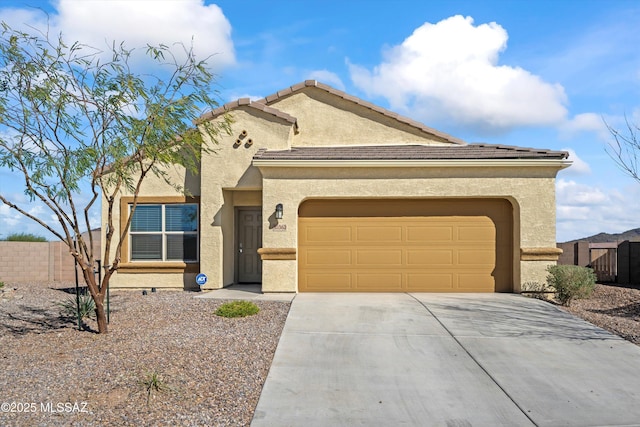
275;203;284;220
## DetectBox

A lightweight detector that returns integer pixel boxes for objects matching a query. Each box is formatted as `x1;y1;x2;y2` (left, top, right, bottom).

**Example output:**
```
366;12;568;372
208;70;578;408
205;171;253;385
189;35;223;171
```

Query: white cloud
556;179;640;242
560;148;591;175
560;113;610;141
348;15;568;133
0;0;235;69
307;70;345;91
0;182;102;241
0;203;20;228
557;179;606;205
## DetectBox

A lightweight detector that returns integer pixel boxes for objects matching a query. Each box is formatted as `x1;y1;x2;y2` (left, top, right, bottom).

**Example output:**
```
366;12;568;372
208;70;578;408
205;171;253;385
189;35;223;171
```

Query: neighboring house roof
253;144;569;161
198;80;464;145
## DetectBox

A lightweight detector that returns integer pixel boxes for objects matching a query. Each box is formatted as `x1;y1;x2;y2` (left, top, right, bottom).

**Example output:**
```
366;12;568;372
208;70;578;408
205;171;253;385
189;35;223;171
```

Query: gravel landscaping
0;281;638;426
0;282;290;427
561;283;640;345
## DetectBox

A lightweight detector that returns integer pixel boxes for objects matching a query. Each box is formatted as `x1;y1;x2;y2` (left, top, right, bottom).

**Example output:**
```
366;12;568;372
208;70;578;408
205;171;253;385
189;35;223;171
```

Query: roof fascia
253;158;573;169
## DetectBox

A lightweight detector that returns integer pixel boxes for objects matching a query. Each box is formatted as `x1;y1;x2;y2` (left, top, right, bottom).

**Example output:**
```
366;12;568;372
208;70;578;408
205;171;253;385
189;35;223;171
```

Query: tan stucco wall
520;261;555;290
101;162;202;289
103;89;562;292
198;109;292;289
261;259;297;292
258;165;561;293
103;105;295;289
269;88;453;146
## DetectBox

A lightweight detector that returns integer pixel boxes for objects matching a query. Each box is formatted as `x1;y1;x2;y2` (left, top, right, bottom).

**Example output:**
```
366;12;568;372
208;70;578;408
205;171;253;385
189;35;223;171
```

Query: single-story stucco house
103;80;570;293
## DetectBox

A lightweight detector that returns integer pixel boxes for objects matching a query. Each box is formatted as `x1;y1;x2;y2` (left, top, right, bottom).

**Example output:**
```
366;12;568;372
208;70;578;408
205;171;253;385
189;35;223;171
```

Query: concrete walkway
252;293;640;427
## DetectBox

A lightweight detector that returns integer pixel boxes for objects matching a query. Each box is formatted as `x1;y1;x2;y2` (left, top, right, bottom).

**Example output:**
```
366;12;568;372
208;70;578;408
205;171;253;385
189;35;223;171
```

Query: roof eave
196;99;298;126
253;159;573;169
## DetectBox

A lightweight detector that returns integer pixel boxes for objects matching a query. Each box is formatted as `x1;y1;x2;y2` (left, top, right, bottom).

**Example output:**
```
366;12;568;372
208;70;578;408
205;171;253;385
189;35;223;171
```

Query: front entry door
237;208;263;283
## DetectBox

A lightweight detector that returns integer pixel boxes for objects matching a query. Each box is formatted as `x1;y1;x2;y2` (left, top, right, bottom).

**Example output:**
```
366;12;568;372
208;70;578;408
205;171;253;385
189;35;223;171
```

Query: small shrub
521;281;553;300
2;232;47;242
141;370;170;405
58;292;96;320
546;265;597;306
215;300;260;318
0;281;4;289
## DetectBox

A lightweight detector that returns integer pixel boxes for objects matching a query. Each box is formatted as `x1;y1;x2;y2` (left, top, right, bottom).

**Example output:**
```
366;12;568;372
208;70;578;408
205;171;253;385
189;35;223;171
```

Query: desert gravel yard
0;282;290;427
561;283;640;345
0;281;638;426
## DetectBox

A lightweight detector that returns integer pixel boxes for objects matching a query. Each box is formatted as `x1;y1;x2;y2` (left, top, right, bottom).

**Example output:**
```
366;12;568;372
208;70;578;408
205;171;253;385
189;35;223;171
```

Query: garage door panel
457;226;496;242
305;249;352;266
407;250;453;266
355;273;403;290
305;273;353;291
406;226;453;242
303;226;352;243
298;199;512;292
356;226;402;242
458;274;495;291
457;249;496;266
406;274;454;291
356;249;403;266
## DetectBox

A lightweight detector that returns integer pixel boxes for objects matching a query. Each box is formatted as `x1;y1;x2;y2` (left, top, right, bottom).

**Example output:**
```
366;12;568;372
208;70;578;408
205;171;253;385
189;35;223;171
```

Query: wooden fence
557;240;640;284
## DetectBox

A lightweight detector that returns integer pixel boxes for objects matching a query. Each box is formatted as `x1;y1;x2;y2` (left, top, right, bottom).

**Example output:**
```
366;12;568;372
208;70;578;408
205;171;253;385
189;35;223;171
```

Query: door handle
239;243;243;254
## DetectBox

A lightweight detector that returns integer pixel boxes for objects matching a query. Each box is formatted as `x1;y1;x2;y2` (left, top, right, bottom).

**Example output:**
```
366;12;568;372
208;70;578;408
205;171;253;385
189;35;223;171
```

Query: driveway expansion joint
407;293;539;427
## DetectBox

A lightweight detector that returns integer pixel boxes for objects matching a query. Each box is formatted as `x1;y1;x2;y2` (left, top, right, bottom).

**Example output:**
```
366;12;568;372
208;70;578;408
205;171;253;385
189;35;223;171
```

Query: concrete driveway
252;293;640;426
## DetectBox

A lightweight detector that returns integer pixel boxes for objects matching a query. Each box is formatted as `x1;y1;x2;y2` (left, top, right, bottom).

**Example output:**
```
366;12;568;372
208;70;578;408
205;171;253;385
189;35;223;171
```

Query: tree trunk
82;263;109;334
95;299;108;334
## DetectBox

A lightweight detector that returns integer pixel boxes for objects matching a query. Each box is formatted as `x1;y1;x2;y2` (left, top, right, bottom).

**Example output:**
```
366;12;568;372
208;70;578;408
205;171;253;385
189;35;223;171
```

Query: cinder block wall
0;230;101;284
0;242;51;282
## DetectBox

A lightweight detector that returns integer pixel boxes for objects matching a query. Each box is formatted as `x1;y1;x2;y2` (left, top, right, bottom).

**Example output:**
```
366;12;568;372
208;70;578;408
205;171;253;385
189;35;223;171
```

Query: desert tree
606;116;640;183
0;23;230;333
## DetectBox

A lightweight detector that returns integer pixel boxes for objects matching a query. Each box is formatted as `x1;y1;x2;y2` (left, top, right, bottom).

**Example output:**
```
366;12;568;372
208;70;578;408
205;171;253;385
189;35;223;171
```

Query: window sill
118;262;200;274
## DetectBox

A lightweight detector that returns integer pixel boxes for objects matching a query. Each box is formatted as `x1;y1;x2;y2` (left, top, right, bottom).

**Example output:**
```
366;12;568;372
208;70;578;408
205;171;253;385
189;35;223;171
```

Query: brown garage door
298;199;512;292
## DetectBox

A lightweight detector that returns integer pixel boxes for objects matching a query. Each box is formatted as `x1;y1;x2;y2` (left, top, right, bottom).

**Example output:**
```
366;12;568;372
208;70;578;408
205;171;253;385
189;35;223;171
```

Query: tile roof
197;97;297;125
253;144;569;161
197;80;464;145
256;80;465;145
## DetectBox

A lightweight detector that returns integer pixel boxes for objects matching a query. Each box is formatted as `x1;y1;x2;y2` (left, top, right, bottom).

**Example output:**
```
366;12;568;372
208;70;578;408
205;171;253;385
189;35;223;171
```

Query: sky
0;0;639;243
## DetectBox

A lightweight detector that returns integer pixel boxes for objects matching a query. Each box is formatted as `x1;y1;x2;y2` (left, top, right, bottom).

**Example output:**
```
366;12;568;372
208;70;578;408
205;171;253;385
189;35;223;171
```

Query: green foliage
214;300;260;318
141;370;170;405
546;265;597;306
0;23;230;227
2;232;47;242
58;291;96;320
0;22;231;333
0;281;4;289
